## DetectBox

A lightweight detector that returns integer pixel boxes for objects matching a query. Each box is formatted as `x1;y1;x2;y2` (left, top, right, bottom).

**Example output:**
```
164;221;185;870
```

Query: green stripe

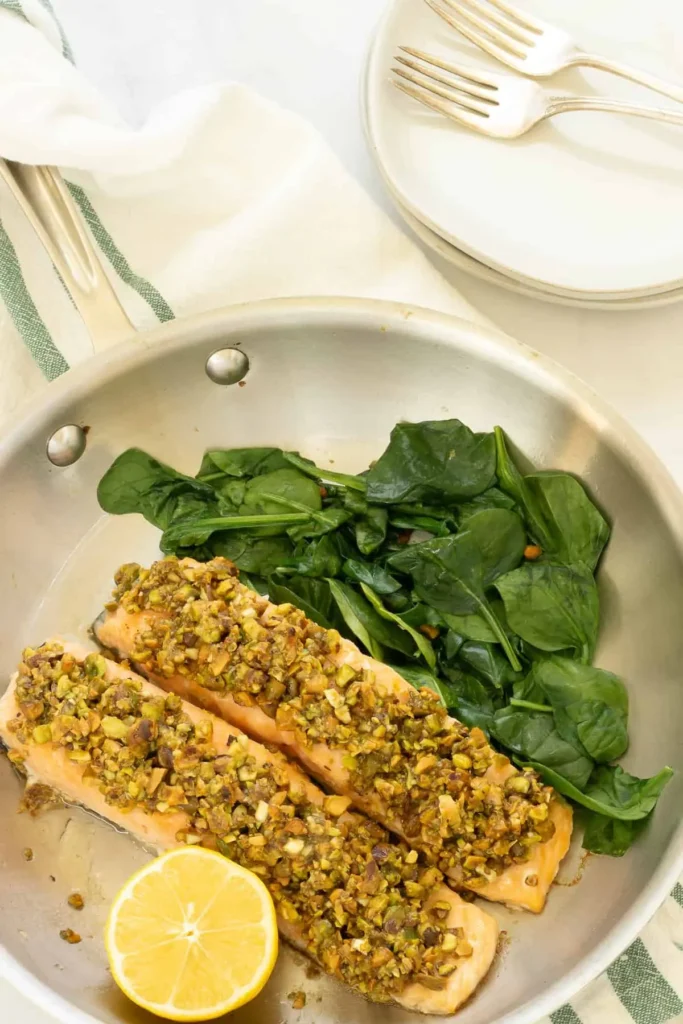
0;0;68;379
66;183;175;324
607;937;683;1024
6;0;174;326
35;0;74;62
551;1006;583;1024
672;883;683;909
0;219;69;379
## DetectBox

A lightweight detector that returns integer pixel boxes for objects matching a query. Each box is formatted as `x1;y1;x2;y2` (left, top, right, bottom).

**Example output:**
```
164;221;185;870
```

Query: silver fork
392;48;683;138
424;0;683;105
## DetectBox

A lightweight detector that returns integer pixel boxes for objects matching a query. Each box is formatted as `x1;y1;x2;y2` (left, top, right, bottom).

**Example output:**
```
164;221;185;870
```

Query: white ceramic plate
361;39;683;309
365;0;683;296
401;198;683;308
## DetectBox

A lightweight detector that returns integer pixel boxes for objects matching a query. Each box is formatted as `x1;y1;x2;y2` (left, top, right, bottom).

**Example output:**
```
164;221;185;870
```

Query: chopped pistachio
283;838;305;856
56;675;73;698
452;753;472;770
323;795;351;817
336;664;356;687
66;749;91;763
324;688;344;709
101;717;129;741
84;653;106;678
506;774;531;794
32;724;52;744
255;800;270;823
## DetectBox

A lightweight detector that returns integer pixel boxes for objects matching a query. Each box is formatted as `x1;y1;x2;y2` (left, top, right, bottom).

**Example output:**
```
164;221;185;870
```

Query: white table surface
2;0;683;1019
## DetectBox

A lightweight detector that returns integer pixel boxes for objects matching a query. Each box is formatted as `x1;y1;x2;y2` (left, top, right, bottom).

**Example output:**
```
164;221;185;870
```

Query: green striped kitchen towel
0;3;680;1024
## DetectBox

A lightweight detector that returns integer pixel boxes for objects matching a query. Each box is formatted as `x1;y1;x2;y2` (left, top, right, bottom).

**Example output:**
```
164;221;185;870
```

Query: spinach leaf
440;611;498;643
355;507;388;555
389;515;451;537
360;583;436;669
283;535;342;578
160;512;311;550
492;707;594;789
524;472;610;572
393;503;458;526
457;640;522;690
581;812;650;857
399;602;445;631
327;580;415;660
495;562;599;663
494;428;610;571
343;490;371;514
366;419;496;504
210;534;294;575
239;573;269;596
388;509;525;670
525;762;673;820
521;656;628;762
342;559;401;595
383;589;412;613
493;427;530;512
456;486;518;523
283;451;366;492
288;507;351;541
459;508;527;585
196;448;290;484
443;629;465;661
239;468;322;517
440;666;500;733
267;576;345;632
97;448;221;530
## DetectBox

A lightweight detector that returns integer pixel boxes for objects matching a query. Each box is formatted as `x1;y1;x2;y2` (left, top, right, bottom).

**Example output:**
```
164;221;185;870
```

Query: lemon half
105;847;278;1021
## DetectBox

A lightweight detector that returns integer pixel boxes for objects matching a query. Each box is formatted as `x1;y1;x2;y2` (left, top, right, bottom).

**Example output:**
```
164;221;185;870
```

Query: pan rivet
46;425;87;467
205;348;249;385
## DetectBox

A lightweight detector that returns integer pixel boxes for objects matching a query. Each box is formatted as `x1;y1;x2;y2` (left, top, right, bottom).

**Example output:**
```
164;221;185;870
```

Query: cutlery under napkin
0;0;479;425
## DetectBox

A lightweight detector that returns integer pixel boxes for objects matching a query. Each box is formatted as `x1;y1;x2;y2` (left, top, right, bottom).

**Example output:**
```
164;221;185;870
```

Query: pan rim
1;294;682;1024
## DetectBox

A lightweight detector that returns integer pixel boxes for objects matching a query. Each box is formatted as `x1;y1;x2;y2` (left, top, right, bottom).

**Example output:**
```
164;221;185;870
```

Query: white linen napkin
0;0;483;429
0;5;681;1024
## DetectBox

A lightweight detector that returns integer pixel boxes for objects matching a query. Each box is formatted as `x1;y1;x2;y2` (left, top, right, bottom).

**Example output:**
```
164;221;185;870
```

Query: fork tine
392;66;492;117
423;0;526;61
441;0;536;45
392;78;484;132
472;0;544;35
429;0;527;56
395;54;492;103
399;46;500;91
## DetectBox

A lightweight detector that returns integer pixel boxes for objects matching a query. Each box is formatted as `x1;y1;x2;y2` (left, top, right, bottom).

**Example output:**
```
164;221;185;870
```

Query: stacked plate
363;0;683;308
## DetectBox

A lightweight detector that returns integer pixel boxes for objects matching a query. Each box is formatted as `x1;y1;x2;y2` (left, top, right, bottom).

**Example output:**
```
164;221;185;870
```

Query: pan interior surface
0;301;681;1024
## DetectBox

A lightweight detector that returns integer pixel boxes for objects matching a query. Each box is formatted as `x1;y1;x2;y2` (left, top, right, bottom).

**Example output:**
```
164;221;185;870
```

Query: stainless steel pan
0;163;682;1024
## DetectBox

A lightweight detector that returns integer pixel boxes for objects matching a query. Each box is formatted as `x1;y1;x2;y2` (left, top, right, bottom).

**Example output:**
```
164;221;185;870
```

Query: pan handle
0;160;135;350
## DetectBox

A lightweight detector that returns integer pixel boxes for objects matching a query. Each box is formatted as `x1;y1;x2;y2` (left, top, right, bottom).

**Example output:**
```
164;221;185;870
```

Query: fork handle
0;161;134;350
569;53;683;106
546;95;683;127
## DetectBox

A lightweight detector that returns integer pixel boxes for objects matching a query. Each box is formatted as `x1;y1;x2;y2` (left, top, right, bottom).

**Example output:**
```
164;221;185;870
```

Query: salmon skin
1;639;499;1015
96;557;572;913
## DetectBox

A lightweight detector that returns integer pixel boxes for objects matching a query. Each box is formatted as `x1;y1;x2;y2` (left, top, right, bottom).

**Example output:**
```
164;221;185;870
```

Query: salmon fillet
95;557;572;913
0;639;498;1014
